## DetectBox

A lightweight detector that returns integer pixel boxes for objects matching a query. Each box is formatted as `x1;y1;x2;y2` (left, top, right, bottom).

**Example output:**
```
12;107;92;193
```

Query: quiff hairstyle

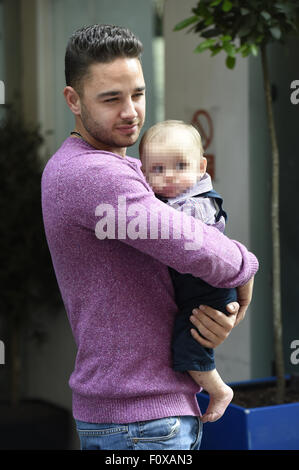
65;24;143;95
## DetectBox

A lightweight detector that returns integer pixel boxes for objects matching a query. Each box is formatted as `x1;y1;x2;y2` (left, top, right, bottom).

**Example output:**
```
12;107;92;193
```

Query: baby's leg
189;369;233;423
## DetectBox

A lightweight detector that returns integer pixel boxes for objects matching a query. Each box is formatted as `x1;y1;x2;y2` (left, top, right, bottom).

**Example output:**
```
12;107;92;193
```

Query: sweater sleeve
58;154;258;289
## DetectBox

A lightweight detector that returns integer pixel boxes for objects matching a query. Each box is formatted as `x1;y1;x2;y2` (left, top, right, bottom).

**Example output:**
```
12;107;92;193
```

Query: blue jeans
75;415;202;450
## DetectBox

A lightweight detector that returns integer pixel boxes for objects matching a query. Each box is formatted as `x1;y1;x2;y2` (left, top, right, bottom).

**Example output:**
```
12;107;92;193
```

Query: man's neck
72;122;126;157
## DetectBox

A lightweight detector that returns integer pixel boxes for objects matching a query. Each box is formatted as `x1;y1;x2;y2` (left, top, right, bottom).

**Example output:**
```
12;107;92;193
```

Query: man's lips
116;123;139;134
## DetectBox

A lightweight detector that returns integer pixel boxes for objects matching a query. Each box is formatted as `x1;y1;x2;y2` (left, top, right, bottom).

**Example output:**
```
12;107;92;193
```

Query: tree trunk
261;45;285;403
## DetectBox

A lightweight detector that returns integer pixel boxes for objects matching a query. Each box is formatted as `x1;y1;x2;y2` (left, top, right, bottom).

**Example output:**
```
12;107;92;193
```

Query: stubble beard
80;102;142;150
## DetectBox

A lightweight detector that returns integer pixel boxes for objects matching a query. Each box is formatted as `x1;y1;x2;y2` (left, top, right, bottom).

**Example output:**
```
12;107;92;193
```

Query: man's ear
63;86;81;115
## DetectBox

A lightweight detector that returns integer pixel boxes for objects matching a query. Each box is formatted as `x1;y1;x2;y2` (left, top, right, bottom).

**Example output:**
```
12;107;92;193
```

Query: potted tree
0;110;70;449
174;0;299;449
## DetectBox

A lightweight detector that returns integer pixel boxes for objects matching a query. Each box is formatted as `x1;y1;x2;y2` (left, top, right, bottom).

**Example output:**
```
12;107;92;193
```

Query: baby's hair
139;120;204;157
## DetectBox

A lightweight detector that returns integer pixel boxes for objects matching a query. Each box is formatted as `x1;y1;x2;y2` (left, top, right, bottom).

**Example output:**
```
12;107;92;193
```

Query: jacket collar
166;172;213;204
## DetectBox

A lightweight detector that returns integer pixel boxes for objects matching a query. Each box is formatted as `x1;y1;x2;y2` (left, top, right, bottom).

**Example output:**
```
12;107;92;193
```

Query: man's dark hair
65;24;143;95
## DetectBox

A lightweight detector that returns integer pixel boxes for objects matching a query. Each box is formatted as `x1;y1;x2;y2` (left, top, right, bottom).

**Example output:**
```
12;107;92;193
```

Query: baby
139;120;237;423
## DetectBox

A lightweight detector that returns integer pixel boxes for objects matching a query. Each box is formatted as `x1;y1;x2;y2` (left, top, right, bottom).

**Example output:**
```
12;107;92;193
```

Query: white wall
164;0;252;382
37;0;156;160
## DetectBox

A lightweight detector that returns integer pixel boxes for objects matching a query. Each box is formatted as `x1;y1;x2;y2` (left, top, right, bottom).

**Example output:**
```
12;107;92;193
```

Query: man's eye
176;162;188;170
133;92;144;99
152;165;164;173
104;98;118;103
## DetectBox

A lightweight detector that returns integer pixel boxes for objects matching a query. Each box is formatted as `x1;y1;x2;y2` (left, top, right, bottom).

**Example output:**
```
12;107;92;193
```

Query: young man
41;24;258;451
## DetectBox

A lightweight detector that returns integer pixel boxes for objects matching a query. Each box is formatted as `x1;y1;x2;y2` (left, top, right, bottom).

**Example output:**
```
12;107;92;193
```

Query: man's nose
120;99;138;121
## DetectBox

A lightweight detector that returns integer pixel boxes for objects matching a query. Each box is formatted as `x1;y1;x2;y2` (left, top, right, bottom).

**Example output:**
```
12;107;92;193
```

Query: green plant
174;0;299;403
0;110;62;407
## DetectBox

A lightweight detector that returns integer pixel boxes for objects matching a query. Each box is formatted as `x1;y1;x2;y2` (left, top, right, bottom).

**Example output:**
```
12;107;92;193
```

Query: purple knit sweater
41;137;259;423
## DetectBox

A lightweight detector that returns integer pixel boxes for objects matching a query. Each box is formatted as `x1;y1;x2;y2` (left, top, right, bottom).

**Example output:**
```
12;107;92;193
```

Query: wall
164;0;252;381
1;0;22;116
36;0;156;160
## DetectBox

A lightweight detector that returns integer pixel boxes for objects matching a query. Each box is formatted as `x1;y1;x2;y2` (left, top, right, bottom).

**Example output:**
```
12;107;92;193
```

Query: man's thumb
226;302;239;314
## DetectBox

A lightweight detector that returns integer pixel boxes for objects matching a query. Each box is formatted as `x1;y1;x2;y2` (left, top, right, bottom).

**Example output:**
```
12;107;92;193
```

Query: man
41;24;258;450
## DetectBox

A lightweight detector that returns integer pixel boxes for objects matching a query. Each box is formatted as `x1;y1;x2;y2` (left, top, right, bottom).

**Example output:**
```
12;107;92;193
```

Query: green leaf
202;28;221;38
250;44;259;56
211;46;222;56
223;42;235;57
270;26;282;39
174;15;198;31
261;11;271;21
211;0;222;6
226;55;236;69
194;38;216;53
241;8;250;15
238;44;251;57
274;3;295;17
256;34;265;44
220;35;232;42
239;23;252;38
194;20;208;34
204;16;214;26
237;44;248;54
222;0;233;12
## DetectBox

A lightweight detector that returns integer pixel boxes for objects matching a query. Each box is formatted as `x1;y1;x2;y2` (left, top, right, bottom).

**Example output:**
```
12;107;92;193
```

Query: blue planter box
196;377;299;450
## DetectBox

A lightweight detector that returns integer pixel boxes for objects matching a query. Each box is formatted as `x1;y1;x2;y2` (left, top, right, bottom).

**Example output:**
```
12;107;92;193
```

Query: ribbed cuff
228;242;259;288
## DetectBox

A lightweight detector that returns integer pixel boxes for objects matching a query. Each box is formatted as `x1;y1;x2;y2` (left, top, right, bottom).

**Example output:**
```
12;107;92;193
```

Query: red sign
191;109;215;180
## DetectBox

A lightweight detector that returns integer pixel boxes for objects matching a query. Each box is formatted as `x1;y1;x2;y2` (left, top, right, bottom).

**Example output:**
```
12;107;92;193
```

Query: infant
139;120;237;423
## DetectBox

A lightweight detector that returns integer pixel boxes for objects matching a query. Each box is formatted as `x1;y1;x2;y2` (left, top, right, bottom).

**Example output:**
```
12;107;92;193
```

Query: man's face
77;58;146;156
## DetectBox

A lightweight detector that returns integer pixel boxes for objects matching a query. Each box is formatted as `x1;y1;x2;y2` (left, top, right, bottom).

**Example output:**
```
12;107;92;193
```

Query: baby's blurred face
142;129;204;198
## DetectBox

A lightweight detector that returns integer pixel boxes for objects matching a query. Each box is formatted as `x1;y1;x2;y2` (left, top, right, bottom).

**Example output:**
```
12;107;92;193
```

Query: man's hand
189;277;254;348
234;277;254;326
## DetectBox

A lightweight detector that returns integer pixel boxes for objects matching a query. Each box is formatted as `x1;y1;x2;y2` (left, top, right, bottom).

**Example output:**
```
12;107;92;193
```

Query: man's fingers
190;306;235;348
225;302;239;315
189;278;255;349
190;314;219;341
190;310;229;338
192;305;235;330
234;306;246;326
190;328;215;349
234;277;255;326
